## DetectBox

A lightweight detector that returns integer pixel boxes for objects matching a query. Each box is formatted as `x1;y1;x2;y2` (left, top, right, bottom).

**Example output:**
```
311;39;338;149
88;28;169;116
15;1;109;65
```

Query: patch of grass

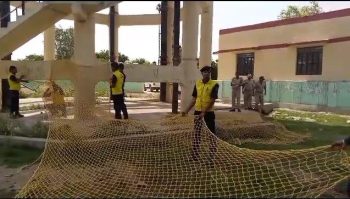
0;143;42;168
272;109;350;126
240;120;350;150
237;109;350;151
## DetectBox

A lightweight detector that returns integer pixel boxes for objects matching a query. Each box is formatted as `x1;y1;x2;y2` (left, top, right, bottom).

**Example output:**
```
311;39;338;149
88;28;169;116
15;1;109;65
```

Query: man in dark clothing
182;65;219;165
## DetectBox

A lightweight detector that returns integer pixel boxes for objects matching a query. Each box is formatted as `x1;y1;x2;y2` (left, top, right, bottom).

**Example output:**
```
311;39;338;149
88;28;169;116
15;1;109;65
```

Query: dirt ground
0;164;38;198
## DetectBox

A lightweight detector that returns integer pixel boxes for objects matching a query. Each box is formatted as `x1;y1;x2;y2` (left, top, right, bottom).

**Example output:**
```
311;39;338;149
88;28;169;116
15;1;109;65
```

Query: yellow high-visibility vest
195;79;217;112
111;70;124;95
8;73;20;91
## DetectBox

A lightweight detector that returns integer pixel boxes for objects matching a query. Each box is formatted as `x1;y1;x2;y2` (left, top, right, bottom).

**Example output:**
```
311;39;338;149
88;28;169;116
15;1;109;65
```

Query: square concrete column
114;3;119;61
44;26;56;61
199;1;213;68
180;1;201;112
166;1;174;103
73;12;98;120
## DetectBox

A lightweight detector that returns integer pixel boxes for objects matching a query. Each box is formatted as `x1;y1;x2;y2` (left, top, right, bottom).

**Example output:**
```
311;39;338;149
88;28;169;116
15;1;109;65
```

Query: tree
55;27;74;60
96;50;110;61
95;50;130;63
156;3;161;13
131;58;151;64
278;1;323;19
118;53;129;63
21;54;44;61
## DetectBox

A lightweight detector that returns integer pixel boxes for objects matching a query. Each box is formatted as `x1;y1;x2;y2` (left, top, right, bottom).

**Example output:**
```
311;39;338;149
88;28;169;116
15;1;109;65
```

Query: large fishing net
15;81;350;198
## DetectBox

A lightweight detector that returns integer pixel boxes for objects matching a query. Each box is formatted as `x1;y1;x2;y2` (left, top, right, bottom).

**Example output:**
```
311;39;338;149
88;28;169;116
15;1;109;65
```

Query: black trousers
192;111;217;161
111;94;128;119
8;90;19;115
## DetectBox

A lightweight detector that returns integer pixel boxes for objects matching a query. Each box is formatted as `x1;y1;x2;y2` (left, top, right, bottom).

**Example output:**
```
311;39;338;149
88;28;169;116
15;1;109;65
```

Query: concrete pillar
44;26;55;61
166;1;174;103
180;1;200;112
199;1;213;68
115;3;119;62
73;12;98;120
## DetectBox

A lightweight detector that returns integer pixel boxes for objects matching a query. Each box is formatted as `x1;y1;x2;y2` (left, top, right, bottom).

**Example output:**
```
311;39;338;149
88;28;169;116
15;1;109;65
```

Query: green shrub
0;116;48;138
30;121;49;138
0;117;10;135
19;90;30;98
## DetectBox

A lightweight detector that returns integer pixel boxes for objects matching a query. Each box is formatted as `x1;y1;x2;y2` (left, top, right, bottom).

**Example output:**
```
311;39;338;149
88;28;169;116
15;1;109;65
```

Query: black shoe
16;113;24;118
237;109;241;112
229;108;235;112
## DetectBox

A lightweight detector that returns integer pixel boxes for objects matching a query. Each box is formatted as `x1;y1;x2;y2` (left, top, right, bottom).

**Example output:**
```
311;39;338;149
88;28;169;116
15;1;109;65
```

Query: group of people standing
230;72;266;113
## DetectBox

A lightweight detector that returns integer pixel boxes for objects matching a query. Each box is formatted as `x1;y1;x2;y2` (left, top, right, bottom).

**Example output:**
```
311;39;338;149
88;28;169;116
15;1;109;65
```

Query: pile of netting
16;97;350;198
215;112;310;145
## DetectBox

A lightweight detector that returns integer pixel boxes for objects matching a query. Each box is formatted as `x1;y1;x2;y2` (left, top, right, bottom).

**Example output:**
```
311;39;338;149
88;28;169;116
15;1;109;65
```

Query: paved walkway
15;97;233;122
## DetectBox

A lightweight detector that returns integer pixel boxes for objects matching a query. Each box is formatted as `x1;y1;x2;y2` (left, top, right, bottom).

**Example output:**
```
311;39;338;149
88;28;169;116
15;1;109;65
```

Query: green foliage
19;90;30;99
19;54;44;61
30;121;49;138
118;53;129;63
0;116;48;138
0;117;10;135
131;58;151;64
95;50;130;63
239;109;350;150
272;109;350;125
55;27;74;60
96;50;110;61
95;81;110;97
278;1;323;19
156;3;161;13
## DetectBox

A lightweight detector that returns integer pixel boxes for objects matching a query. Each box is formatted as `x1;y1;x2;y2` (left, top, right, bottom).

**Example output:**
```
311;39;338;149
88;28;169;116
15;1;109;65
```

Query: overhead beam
25;5;184;26
0;60;185;83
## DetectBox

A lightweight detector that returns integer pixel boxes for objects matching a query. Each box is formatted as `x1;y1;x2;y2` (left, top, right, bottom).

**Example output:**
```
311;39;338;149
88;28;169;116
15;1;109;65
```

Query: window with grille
296;46;323;75
236;53;254;76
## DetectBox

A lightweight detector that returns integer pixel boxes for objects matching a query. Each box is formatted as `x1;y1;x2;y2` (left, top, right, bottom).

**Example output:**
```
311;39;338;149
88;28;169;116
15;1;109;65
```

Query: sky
10;1;350;62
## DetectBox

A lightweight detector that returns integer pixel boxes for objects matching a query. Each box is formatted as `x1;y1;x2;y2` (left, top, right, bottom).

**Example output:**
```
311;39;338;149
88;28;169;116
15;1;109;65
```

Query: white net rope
15;82;350;198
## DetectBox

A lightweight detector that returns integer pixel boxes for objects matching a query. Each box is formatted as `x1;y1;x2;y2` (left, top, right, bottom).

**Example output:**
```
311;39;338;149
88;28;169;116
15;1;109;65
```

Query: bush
0;117;10;135
30;121;49;138
0;116;48;138
19;90;30;98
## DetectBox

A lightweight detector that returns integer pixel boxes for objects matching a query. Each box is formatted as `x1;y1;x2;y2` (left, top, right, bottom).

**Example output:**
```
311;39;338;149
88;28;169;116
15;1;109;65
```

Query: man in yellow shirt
8;65;28;119
182;65;219;165
110;62;128;119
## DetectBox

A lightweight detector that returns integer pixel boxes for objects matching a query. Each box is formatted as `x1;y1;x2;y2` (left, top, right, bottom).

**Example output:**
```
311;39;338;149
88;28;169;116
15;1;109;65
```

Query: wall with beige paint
219;16;350;50
218;15;350;81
